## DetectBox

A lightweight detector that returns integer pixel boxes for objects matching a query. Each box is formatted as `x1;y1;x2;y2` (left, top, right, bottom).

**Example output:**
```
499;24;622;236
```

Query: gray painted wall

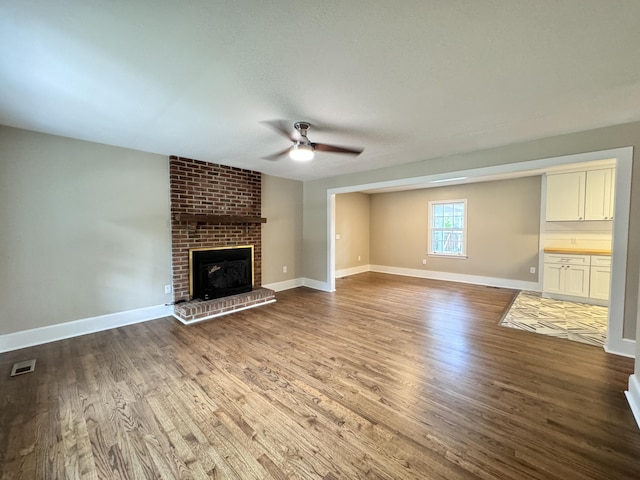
369;177;541;281
0;126;172;335
261;174;303;285
335;193;370;272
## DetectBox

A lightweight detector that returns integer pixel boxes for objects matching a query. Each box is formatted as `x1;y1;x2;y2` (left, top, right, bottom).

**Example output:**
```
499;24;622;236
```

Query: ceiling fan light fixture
289;143;314;161
262;120;362;161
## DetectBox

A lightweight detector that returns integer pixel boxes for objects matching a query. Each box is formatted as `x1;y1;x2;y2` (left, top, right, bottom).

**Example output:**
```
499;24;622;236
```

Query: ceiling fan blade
262;147;291;161
313;143;363;155
261;120;295;141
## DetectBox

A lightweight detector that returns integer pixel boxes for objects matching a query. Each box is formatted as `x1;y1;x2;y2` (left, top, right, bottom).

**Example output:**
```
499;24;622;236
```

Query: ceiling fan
262;121;363;162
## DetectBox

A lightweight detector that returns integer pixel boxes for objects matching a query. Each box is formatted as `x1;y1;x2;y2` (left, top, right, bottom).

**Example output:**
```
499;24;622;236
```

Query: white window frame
428;199;468;258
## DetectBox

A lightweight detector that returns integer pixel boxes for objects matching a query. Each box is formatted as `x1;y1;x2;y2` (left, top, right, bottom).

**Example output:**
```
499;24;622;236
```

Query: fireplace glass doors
189;246;253;300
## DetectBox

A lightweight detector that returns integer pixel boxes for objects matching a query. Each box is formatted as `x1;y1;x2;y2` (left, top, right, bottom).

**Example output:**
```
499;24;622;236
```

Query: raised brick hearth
169;156;273;320
173;287;275;324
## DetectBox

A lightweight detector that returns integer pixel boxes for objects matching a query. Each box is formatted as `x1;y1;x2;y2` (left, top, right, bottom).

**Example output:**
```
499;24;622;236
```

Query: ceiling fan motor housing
294;121;311;140
262;120;362;160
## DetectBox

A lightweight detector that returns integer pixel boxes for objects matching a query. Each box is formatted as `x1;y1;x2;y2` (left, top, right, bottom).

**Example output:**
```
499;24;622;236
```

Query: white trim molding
626;374;640;429
604;338;636;359
262;278;304;292
370;265;540;291
336;265;370;279
0;304;173;353
605;147;634;360
303;277;333;292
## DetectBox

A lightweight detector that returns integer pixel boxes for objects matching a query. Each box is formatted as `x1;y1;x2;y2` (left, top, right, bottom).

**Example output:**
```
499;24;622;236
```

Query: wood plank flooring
1;272;639;479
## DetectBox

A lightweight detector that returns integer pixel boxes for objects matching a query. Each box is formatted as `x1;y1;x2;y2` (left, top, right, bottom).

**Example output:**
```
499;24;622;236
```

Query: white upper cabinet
546;168;615;222
546;171;585;221
585;168;615;220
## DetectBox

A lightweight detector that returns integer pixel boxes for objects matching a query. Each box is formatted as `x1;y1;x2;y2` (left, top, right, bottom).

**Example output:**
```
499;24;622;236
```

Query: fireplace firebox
189;246;254;300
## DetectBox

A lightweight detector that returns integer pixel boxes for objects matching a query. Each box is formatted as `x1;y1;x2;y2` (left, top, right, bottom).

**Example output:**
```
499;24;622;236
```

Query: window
428;199;467;257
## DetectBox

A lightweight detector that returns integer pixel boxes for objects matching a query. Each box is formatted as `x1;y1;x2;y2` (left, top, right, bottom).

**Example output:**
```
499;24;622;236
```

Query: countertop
543;247;611;256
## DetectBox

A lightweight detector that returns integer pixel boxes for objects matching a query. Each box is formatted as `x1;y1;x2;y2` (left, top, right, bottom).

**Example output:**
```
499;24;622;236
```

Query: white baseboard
262;278;304;292
369;265;540;291
625;374;640;430
605;338;637;358
263;277;332;293
336;265;370;278
303;277;333;292
0;304;173;353
264;277;333;292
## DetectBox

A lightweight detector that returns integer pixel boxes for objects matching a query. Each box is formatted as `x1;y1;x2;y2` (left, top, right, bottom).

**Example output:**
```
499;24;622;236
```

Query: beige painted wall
370;177;541;281
0;129;304;335
261;174;303;285
0;126;172;335
303;121;640;342
335;192;370;272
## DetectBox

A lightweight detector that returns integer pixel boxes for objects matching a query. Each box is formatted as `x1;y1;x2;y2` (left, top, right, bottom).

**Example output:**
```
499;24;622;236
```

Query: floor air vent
10;359;36;376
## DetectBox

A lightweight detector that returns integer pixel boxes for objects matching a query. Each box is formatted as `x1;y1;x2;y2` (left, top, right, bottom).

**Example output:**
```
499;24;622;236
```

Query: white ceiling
1;1;639;181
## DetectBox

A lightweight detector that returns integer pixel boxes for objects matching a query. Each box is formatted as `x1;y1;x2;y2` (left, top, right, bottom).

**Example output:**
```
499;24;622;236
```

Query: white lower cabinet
542;263;564;294
542;253;611;303
543;255;590;298
589;255;612;301
563;264;591;297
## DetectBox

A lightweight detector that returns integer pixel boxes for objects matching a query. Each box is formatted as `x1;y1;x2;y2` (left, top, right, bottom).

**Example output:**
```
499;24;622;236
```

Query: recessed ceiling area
1;1;639;181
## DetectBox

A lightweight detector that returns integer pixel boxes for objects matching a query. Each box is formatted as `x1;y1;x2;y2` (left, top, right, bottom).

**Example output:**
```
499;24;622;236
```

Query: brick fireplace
169;156;275;323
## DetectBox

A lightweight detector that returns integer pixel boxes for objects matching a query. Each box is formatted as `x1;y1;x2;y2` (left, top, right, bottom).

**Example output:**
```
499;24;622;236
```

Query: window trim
427;199;468;258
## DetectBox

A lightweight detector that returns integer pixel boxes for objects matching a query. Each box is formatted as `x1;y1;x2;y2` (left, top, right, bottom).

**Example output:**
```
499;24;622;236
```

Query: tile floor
499;291;608;347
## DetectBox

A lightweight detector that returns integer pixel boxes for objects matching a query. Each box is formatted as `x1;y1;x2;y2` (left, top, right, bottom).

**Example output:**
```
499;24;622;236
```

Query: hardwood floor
1;272;638;479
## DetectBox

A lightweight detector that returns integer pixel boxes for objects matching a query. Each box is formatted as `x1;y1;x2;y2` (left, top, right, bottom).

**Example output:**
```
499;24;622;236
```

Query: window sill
427;254;468;259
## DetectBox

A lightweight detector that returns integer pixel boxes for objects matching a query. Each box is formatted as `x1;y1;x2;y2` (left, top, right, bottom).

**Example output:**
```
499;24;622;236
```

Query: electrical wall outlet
530;267;536;274
422;259;427;265
358;255;361;261
164;284;172;294
282;266;288;273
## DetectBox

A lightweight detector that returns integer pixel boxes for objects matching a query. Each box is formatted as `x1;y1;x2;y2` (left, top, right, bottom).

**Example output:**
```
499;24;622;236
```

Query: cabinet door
564;265;590;297
546;172;585;221
543;264;564;294
585;168;614;220
590;266;611;301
